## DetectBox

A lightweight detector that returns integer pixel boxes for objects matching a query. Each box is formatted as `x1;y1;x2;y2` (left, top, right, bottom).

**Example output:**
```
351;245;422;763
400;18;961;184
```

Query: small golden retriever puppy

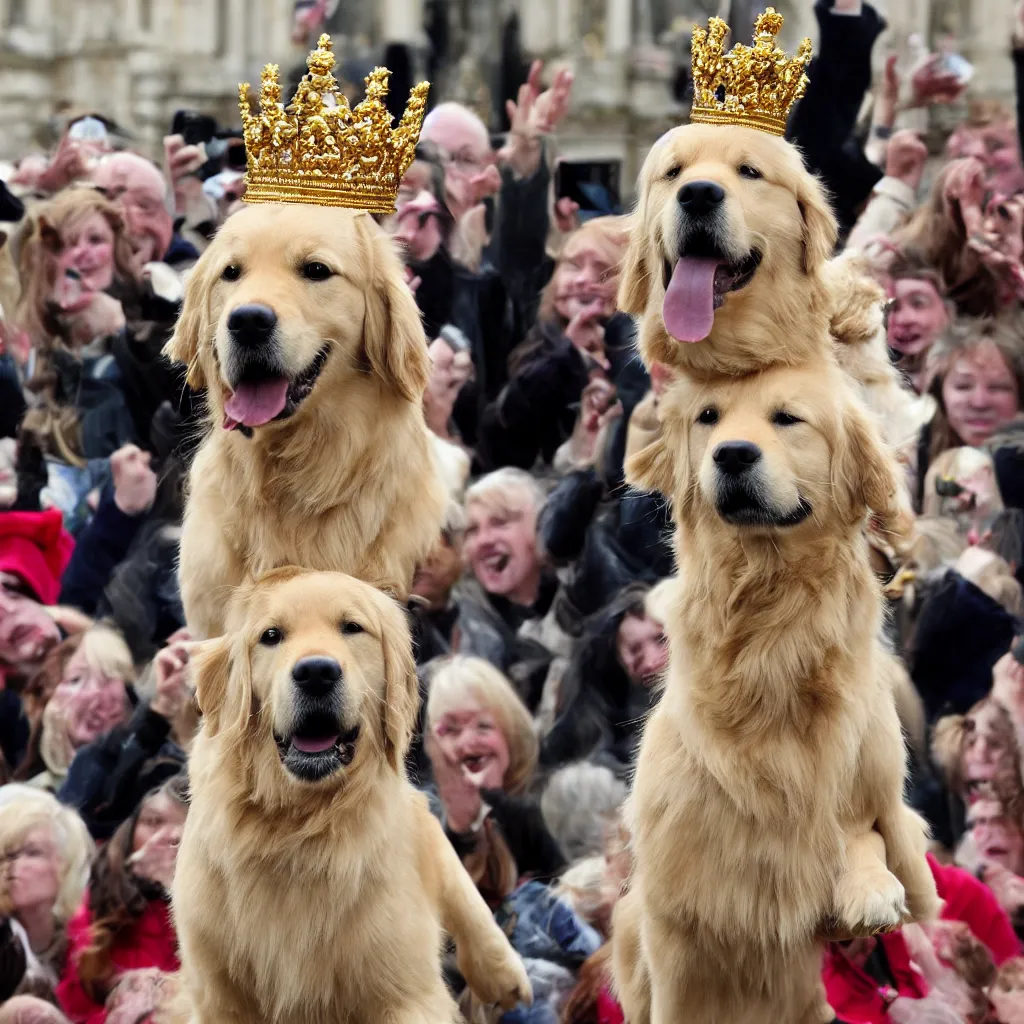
165;203;446;638
619;123;838;379
173;568;531;1024
612;356;939;1024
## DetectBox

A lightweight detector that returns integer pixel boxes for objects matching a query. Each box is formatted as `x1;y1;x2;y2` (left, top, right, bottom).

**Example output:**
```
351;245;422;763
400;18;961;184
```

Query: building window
6;0;27;28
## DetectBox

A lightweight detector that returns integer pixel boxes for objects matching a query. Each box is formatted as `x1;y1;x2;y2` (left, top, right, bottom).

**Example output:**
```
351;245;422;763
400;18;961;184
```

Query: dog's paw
834;868;908;937
459;945;532;1010
903;883;942;925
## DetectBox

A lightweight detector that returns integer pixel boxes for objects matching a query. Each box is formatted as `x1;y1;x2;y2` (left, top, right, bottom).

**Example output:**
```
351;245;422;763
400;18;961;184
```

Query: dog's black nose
227;304;278;345
291;657;342;697
713;441;762;476
678;180;726;215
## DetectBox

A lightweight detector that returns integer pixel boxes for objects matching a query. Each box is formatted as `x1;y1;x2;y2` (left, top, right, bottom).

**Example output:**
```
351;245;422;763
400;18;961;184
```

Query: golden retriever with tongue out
164;202;446;640
620;122;839;380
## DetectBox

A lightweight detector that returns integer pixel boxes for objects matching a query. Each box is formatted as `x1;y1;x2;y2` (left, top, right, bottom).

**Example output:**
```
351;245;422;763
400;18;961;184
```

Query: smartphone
67;116;108;144
939;51;974;85
934;477;966;499
555;160;622;215
439;325;471;353
171;110;218;147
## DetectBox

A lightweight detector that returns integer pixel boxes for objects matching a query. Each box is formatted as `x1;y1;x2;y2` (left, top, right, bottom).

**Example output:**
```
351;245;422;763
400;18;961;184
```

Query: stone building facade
0;0;1020;182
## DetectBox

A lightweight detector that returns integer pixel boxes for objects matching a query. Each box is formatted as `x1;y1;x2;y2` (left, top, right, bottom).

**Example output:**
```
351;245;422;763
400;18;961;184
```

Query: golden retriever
611;356;939;1024
164;203;446;639
619;123;837;379
172;568;531;1024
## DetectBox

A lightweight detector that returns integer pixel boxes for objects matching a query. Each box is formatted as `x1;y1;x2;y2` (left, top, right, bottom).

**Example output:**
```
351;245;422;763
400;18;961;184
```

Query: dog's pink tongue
292;734;338;754
662;257;722;343
223;379;289;428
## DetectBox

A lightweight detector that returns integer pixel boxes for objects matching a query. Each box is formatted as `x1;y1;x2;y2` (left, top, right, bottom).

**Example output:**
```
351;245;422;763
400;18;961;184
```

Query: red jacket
823;854;1019;1023
56;896;180;1024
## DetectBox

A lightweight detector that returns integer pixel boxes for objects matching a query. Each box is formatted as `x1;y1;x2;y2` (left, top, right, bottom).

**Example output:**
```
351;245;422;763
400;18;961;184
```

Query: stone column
606;0;631;55
382;0;423;45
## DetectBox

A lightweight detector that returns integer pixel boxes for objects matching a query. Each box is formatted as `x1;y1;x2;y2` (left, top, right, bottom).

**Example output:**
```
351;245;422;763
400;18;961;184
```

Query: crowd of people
7;0;1024;1021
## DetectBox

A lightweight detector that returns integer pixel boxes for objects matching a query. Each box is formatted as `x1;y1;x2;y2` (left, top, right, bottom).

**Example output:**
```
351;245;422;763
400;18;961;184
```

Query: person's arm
58;446;156;613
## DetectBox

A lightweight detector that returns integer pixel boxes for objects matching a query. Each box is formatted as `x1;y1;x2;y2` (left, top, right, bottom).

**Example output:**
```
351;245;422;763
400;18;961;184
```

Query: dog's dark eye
772;410;802;427
259;627;283;646
664;166;681;181
738;164;762;180
697;407;719;425
302;261;333;282
221;264;241;282
340;621;364;636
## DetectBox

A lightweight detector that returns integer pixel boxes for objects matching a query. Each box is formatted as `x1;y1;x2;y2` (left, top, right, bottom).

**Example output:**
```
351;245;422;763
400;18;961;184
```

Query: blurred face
57;647;130;749
962;703;1008;785
4;825;60;916
93;155;173;270
60;212;116;294
0;576;61;670
421;108;497;217
433;699;510;790
411;530;463;610
392;191;443;263
464;496;541;605
942;343;1020;448
888;278;948;358
616;612;668;687
554;239;619;321
132;791;186;856
971;799;1024;875
397;159;435;208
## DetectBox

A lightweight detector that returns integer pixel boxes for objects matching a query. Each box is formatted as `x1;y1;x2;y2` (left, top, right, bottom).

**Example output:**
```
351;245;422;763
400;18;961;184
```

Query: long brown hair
922;315;1024;466
74;775;188;1004
14;187;134;350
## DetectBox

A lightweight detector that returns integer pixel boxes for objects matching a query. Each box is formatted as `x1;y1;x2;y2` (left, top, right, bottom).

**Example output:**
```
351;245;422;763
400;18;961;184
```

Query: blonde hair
0;784;94;921
40;624;135;776
539;215;630;324
464;468;545;522
426;655;538;794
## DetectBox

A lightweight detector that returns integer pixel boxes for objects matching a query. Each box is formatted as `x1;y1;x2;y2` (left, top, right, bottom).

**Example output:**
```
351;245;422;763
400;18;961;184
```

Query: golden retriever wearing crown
165;201;446;640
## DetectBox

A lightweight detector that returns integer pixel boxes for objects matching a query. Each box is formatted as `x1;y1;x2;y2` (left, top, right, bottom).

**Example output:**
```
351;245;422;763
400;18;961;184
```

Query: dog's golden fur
612;357;939;1024
165;203;446;639
620;124;837;379
173;568;531;1024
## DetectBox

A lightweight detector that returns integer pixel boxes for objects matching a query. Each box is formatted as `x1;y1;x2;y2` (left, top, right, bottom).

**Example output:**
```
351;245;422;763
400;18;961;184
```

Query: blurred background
0;0;1018;183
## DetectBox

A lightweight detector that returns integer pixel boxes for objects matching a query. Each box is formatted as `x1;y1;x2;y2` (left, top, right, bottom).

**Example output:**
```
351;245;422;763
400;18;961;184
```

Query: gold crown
690;8;812;137
238;35;429;213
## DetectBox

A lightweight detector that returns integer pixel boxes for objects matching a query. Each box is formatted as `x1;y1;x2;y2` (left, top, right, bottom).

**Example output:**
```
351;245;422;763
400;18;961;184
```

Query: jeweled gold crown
690;8;812;137
239;35;429;213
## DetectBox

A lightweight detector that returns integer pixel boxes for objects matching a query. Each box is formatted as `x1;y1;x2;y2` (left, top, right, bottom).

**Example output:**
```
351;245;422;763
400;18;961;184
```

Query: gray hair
541;761;627;861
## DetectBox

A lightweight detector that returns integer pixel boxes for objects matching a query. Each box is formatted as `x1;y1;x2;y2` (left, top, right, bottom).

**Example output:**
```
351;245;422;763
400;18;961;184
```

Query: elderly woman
15;625;134;793
57;775;187;1023
0;786;94;1002
424;655;564;910
476;216;630;471
910;316;1024;511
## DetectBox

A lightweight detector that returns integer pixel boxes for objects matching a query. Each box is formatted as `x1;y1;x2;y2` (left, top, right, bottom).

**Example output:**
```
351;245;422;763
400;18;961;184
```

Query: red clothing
56;896;180;1024
597;986;625;1023
928;854;1020;965
824;854;1020;1023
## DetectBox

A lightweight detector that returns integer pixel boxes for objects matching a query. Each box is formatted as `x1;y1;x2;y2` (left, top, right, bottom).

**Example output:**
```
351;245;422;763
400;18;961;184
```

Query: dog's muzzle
712;441;812;529
274;657;359;783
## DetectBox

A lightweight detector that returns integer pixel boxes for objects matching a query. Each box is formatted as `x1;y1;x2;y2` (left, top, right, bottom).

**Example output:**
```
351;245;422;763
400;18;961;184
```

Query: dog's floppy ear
626;433;675;498
191;629;254;739
831;399;907;542
360;216;430;403
617;212;652;316
164;255;216;390
797;174;838;275
190;636;233;737
376;597;419;771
